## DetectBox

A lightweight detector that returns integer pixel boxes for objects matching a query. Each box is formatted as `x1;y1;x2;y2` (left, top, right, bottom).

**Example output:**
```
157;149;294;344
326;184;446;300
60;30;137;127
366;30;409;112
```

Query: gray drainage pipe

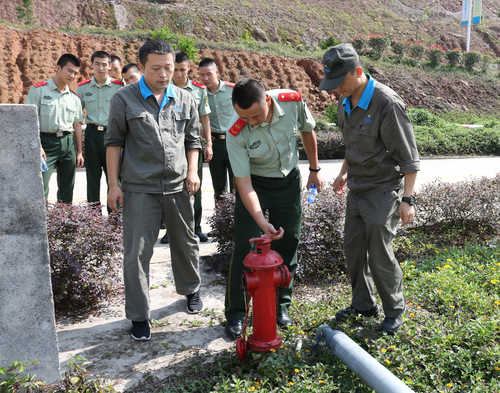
311;325;414;393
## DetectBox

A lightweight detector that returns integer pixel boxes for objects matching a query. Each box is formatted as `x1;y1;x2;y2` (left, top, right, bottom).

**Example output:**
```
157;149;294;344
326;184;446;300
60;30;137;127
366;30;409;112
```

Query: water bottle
307;184;318;203
41;157;49;172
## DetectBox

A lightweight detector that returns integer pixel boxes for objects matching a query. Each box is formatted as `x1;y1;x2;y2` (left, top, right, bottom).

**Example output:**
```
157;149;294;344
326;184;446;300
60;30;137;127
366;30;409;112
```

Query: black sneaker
160;232;169;244
335;305;380;322
381;315;403;334
131;320;151;341
186;290;203;313
195;231;208;242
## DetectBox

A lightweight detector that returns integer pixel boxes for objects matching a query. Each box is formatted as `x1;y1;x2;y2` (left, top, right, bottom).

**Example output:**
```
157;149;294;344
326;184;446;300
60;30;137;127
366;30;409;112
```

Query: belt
40;131;71;137
213;133;226;140
87;124;107;131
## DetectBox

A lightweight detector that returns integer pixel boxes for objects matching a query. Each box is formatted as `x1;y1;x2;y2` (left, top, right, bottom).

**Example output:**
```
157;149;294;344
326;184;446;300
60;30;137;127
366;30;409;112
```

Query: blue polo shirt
342;74;376;115
139;75;177;111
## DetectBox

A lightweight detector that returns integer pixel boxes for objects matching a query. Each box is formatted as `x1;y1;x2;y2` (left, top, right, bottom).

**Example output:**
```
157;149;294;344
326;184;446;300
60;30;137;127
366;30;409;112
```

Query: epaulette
278;91;302;101
33;81;48;88
111;79;124;86
70;89;81;98
228;118;247;137
224;82;235;88
192;81;206;89
77;79;91;86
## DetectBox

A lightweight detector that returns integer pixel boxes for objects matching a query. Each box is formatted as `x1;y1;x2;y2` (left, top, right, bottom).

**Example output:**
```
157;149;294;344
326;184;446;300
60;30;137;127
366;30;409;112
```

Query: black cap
319;43;359;91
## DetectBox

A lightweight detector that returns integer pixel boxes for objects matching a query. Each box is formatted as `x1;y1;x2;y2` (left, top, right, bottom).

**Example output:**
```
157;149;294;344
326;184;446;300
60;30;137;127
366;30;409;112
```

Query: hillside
1;0;500;116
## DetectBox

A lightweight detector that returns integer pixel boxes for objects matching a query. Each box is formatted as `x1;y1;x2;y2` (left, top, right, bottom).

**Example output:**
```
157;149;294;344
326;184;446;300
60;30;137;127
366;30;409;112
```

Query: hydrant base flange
247;333;282;352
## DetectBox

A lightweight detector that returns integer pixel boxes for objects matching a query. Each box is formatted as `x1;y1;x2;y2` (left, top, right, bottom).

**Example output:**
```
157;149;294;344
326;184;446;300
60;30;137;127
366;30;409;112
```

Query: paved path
51;157;500;391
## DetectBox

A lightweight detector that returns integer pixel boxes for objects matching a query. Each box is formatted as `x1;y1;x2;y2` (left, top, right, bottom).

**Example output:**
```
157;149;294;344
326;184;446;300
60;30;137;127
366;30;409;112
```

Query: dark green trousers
225;168;302;321
209;137;234;200
41;133;76;203
85;124;108;209
194;150;203;233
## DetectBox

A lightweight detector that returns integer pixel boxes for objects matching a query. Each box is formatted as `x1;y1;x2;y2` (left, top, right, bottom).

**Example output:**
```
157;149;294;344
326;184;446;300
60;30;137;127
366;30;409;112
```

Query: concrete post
0;104;60;383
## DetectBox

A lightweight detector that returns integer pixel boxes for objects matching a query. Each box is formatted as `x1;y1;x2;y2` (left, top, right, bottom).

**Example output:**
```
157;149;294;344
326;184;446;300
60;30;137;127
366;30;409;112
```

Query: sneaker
131;320;151;341
335;305;380;322
186;290;204;314
381;315;403;333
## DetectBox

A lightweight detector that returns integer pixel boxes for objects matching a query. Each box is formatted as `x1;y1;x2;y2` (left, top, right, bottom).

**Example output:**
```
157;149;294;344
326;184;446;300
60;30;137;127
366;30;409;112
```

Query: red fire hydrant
236;234;291;360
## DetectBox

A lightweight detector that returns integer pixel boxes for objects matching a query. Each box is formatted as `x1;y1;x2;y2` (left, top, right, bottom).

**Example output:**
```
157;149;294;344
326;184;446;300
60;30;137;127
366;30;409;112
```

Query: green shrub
241;29;252;42
426;44;444;67
367;33;391;59
324;103;338;124
319;35;341;50
298;128;345;160
150;25;176;42
351;35;365;54
407;107;446;127
409;42;425;60
47;202;123;318
391;39;410;59
176;36;199;62
480;53;492;73
464;50;482;70
16;0;34;26
445;48;463;67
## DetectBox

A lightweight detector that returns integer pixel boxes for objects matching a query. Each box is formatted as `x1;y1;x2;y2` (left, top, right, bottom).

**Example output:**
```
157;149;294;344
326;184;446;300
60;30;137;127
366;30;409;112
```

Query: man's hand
76;152;84;168
306;171;324;192
41;147;46;161
261;223;284;241
108;184;123;213
399;202;415;226
185;169;200;196
332;173;347;195
204;145;213;162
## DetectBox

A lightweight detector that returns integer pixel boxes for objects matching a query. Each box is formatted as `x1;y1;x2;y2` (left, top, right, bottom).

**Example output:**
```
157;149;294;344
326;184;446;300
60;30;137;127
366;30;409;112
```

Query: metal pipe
312;325;414;393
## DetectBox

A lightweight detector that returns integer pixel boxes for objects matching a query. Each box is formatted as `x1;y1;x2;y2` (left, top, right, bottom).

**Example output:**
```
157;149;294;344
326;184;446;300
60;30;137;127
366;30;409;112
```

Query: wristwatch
401;195;416;206
309;167;321;172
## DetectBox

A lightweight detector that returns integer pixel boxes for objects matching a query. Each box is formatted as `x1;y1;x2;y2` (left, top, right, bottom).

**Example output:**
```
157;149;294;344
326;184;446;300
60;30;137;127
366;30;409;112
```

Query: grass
150;227;500;392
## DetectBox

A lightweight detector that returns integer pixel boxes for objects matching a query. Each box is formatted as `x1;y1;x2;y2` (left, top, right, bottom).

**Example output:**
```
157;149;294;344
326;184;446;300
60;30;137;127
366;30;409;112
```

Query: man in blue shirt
320;44;420;333
105;40;204;341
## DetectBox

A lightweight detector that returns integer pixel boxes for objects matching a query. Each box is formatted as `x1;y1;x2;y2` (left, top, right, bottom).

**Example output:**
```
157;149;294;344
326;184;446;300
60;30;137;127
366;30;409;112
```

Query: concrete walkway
49;157;500;391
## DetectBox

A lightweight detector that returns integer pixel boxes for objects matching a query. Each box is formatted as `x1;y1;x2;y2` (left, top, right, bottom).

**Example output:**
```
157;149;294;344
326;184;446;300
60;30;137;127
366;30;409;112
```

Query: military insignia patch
225;82;236;87
278;91;302;101
192;81;206;89
33;81;48;88
43;96;52;99
111;79;124;86
249;140;261;149
77;79;91;86
70;89;80;98
228;118;247;136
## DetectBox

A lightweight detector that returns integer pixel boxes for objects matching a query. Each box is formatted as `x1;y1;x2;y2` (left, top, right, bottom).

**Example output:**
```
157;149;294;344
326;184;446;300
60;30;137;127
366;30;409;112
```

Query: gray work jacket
104;82;201;194
337;81;420;195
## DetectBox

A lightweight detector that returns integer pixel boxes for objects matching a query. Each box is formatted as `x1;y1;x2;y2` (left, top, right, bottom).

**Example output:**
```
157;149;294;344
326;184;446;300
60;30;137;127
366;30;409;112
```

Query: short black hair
122;63;140;74
175;51;190;64
57;54;80;69
232;78;266;109
199;58;216;69
138;40;174;66
91;50;111;63
110;55;122;65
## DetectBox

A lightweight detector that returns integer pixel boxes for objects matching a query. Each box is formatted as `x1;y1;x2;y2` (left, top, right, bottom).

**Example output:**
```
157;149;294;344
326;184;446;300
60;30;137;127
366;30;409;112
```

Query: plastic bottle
41;157;49;172
307;184;318;203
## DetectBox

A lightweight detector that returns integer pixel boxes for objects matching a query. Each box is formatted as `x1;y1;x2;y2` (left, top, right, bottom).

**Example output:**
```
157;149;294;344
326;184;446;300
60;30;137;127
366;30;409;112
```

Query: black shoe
335;305;380;322
381;315;403;333
186;290;204;313
207;230;216;237
196;231;208;242
225;319;243;339
277;313;293;327
160;232;169;244
131;320;151;341
160;220;166;229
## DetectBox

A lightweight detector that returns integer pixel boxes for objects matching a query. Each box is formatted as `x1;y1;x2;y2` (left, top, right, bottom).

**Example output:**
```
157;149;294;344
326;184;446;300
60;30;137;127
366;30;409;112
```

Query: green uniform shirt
25;78;83;133
171;79;211;117
226;89;315;178
207;80;234;134
76;76;123;126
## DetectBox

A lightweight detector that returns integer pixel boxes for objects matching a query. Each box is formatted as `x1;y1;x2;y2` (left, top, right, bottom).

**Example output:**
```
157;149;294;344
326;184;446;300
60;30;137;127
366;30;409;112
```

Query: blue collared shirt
139;75;178;112
342;74;376;115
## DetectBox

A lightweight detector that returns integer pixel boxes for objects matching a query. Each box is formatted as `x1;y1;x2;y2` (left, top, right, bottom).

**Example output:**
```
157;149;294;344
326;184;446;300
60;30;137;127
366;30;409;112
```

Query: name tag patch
44;96;52;99
250;140;261;149
174;105;183;111
365;115;373;123
85;92;92;96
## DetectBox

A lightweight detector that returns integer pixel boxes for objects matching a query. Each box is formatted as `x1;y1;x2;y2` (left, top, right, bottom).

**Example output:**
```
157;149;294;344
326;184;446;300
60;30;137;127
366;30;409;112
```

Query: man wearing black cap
320;43;420;333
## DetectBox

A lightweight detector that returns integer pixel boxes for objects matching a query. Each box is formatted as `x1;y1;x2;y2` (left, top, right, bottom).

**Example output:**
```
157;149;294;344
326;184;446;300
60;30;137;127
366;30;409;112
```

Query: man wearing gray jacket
320;44;420;334
105;40;203;341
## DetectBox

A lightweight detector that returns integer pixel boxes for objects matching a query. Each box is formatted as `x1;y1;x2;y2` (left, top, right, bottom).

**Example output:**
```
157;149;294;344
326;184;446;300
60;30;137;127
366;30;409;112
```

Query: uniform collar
91;75;112;87
208;80;226;95
251;96;285;130
342;74;376;114
48;78;70;94
139;75;178;110
171;78;192;90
